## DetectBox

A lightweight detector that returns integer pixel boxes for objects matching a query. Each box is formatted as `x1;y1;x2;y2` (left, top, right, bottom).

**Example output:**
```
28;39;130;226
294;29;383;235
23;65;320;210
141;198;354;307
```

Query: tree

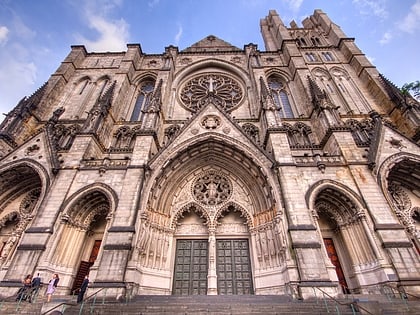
401;80;420;101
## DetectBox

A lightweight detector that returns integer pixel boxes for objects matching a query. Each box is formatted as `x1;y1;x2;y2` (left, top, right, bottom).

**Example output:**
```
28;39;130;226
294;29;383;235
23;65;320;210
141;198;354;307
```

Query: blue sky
0;0;419;121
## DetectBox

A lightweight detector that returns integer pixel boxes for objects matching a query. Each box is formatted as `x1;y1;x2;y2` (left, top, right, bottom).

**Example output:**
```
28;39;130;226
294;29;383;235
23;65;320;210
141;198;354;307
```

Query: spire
379;74;418;109
98;80;116;110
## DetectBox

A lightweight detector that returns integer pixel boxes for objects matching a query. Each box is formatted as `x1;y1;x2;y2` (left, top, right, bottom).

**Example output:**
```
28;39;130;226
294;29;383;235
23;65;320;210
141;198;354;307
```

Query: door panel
217;239;253;295
324;238;350;293
173;240;208;295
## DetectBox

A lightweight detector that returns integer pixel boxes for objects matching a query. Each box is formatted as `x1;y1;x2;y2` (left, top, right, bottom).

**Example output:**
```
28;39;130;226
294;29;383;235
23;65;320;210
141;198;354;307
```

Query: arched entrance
50;187;112;293
312;184;380;293
0;165;43;267
385;158;420;252
132;137;286;295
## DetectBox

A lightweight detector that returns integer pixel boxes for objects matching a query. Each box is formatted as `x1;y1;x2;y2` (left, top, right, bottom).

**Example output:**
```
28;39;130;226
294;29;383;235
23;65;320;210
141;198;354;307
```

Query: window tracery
267;76;294;118
346;118;374;146
242;123;260;144
130;81;155;121
180;74;243;112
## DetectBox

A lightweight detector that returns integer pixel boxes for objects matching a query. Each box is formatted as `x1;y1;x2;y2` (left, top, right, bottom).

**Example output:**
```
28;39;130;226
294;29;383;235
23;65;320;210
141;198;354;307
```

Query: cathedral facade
0;9;419;299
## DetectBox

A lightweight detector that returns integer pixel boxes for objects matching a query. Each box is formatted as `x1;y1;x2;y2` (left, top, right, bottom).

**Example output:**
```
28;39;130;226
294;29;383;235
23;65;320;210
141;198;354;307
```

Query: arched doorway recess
132;139;288;295
0;164;43;267
50;186;113;293
311;182;381;293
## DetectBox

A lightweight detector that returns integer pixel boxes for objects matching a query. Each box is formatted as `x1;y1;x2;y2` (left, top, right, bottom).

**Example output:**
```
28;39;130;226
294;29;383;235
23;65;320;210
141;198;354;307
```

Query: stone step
1;294;420;315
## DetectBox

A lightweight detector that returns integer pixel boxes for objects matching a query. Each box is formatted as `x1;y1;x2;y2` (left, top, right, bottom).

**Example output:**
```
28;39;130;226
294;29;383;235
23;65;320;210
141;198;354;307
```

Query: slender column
207;228;217;295
340;225;361;265
358;209;382;261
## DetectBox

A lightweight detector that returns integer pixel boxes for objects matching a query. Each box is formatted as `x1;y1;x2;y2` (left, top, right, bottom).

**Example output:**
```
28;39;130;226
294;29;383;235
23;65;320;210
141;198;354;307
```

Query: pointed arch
60;183;118;224
306;179;365;212
214;201;253;229
307;179;381;292
170;202;210;229
266;73;294;118
130;79;156;121
377;152;420;236
0;160;49;264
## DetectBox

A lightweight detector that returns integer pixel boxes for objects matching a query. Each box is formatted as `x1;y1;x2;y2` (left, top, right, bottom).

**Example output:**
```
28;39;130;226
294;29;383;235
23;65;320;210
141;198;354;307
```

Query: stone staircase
1;294;420;315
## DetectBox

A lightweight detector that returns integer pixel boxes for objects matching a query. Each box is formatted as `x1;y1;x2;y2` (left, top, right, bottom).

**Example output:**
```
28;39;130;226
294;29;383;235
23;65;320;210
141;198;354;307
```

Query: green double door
173;239;253;295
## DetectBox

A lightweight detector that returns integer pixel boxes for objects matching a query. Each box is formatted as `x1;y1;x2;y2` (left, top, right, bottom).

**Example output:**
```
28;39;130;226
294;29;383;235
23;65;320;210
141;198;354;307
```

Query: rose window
180;74;243;112
192;172;232;206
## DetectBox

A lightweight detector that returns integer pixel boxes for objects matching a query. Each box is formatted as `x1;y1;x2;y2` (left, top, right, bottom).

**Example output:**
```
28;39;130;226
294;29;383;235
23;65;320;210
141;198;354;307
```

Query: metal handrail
313;286;375;315
40;287;108;315
382;283;420;300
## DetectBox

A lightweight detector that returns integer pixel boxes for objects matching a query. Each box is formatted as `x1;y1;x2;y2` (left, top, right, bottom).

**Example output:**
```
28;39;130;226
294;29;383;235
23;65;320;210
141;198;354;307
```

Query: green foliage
401;80;420;100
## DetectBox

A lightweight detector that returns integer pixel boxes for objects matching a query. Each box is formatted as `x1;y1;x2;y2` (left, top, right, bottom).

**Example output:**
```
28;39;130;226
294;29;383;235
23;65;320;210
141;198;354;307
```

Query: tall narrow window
130;81;155;121
323;52;334;61
268;76;294;118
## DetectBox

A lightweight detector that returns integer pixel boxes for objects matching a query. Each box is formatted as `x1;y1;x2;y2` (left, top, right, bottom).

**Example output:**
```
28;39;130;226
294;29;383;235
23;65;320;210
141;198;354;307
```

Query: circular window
180;73;243;112
192;171;232;206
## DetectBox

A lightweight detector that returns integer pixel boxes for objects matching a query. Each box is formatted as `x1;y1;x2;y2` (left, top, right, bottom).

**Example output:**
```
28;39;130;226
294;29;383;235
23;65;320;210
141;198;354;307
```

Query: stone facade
0;9;419;299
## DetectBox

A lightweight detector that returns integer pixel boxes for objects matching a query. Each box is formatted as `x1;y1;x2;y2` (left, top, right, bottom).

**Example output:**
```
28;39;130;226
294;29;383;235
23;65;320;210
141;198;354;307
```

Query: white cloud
75;0;130;52
352;0;389;19
174;25;183;45
0;26;9;46
399;0;420;33
0;47;37;115
77;15;129;52
379;31;393;45
12;14;36;39
283;0;303;12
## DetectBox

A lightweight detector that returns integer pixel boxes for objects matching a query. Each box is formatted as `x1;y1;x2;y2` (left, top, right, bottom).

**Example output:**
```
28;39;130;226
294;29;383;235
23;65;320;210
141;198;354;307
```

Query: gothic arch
172;59;252;95
306;179;365;212
214;201;253;229
132;72;158;86
377;152;420;236
170;202;210;229
50;183;117;292
59;183;118;222
0;160;48;264
145;135;276;218
264;69;291;83
307;180;381;292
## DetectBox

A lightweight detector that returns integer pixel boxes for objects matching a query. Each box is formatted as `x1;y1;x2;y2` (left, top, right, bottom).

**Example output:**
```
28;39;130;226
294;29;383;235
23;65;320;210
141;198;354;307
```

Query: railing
40;287;108;315
381;283;420;312
313;286;375;315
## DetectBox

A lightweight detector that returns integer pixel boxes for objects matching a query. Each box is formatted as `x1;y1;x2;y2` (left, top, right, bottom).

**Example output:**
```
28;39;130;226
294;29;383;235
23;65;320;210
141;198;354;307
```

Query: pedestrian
31;273;42;301
77;275;89;303
46;273;59;302
16;274;32;302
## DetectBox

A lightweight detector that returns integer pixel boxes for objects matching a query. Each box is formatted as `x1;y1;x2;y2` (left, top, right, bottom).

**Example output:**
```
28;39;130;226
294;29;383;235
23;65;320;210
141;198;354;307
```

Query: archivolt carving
19;188;41;214
0;211;19;229
60;184;116;230
388;183;416;233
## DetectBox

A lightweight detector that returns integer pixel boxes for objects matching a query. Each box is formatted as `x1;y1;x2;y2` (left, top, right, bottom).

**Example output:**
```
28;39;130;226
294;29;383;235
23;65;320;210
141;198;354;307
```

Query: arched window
322;52;334;62
130;81;155;121
305;53;317;62
268;76;294;118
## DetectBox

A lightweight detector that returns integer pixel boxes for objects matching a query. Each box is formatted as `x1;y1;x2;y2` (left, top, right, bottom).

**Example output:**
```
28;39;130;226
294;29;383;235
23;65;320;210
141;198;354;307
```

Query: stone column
207;228;217;295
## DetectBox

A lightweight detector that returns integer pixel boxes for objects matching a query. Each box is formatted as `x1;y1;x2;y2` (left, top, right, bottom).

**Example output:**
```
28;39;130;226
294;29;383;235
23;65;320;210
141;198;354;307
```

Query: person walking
77;275;89;303
46;273;59;303
30;273;42;301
